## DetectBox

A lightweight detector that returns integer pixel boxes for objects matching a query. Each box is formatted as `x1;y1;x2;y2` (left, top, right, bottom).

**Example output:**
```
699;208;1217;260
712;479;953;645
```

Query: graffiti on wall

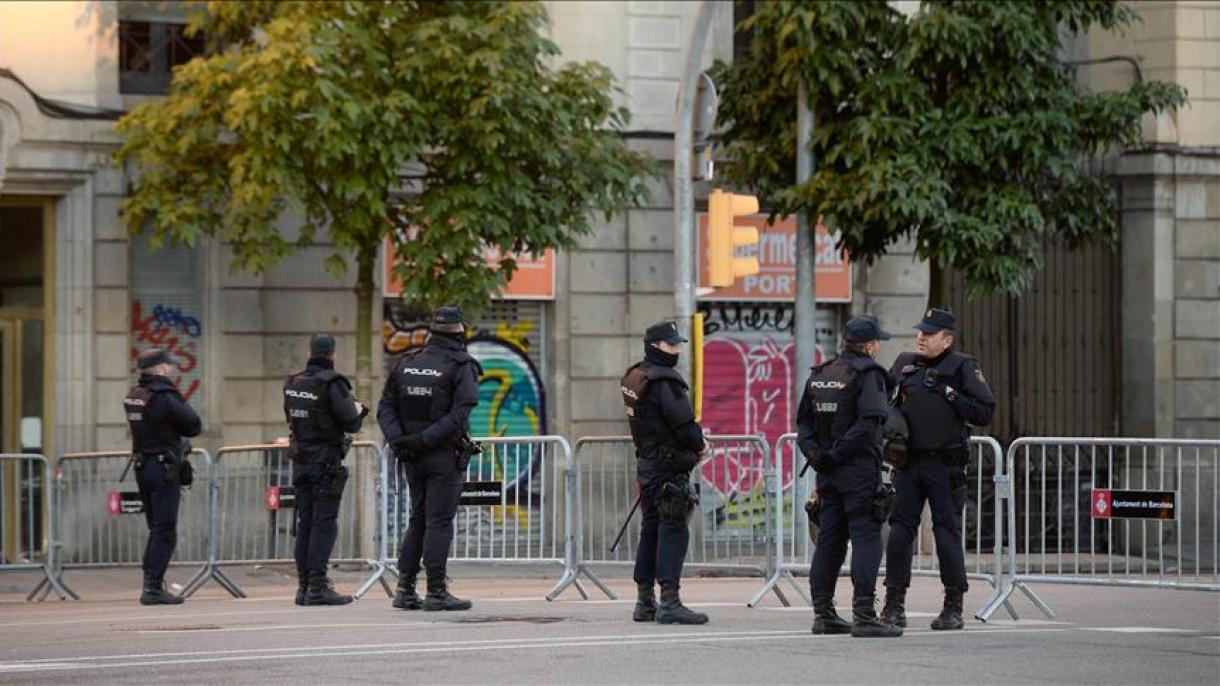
131;300;203;403
696;302;840;531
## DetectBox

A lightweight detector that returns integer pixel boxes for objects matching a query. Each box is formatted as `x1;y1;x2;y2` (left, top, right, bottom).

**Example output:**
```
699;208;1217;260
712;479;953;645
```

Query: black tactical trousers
294;463;343;576
810;457;883;601
398;451;463;580
885;452;969;591
136;458;181;579
633;472;691;585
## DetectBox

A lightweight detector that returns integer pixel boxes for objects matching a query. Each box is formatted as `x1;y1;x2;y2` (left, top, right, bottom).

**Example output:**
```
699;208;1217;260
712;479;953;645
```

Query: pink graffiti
700;336;827;497
131;300;201;401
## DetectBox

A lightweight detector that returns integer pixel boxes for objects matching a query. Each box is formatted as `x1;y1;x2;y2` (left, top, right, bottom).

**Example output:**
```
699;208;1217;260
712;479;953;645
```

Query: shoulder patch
974;367;986;384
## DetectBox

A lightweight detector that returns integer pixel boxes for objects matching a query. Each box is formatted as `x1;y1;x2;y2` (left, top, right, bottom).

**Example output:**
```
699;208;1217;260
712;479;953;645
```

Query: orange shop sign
697;214;852;302
383;237;555;300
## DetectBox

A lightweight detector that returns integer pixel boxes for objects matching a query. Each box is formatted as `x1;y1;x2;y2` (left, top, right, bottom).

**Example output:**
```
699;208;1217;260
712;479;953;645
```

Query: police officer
123;348;202;605
881;308;995;630
378;306;481;612
620;321;708;625
798;315;902;638
283;333;367;606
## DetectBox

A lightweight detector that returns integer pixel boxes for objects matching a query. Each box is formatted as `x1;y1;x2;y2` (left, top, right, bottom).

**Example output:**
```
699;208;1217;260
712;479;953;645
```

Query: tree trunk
354;248;375;413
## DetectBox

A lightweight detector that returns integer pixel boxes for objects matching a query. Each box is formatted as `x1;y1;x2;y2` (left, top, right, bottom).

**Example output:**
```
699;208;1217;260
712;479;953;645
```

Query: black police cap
431;306;465;334
914;308;956;334
644;320;687;345
843;315;892;344
136;348;171;370
310;332;336;355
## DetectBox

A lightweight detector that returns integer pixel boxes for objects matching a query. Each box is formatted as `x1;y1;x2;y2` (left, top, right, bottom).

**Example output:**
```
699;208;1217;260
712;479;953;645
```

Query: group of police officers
123;303;993;637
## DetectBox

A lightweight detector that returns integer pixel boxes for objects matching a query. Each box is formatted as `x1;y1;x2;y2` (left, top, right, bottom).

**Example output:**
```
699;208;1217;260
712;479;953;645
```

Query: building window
119;21;204;95
732;0;756;63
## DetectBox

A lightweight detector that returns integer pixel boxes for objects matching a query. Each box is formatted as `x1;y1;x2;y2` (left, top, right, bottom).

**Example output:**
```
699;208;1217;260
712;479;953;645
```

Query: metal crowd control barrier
751;434;1010;617
0;454;75;601
978;438;1220;621
196;442;385;599
359;436;602;602
574;435;775;600
53;449;211;597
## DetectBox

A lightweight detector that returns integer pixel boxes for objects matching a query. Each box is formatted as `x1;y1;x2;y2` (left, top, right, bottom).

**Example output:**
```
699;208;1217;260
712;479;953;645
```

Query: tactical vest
390;345;471;437
805;356;867;454
123;380;183;455
895;351;970;451
283;369;346;463
621;362;690;459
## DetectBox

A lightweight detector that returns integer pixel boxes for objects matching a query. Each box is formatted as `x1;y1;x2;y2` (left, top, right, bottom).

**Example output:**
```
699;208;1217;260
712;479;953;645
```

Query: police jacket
620;348;705;464
377;333;481;457
282;359;365;464
891;349;995;452
795;350;889;467
123;374;202;456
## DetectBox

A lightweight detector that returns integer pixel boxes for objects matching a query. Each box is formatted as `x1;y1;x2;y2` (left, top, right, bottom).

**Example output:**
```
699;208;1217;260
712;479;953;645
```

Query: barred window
119;21;204;95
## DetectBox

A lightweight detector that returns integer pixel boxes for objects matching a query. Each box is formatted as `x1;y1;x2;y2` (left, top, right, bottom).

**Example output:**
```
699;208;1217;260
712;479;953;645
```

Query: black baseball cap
310;332;336;356
136;348;171;370
914;308;956;334
645;320;687;345
431;306;465;334
843;315;892;344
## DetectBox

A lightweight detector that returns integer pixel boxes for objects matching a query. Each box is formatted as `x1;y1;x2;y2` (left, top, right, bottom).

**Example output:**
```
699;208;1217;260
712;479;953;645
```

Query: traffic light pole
794;81;817;412
674;0;715;383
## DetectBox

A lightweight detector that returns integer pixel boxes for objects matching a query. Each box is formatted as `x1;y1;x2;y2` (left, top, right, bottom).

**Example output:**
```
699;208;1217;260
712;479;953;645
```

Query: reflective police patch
975;368;986;384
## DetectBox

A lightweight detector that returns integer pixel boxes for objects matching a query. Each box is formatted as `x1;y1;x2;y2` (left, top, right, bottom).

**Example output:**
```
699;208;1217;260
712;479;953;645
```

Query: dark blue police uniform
621;320;708;625
123;348;201;605
797;315;901;637
882;308;995;630
282;333;366;606
378;307;481;612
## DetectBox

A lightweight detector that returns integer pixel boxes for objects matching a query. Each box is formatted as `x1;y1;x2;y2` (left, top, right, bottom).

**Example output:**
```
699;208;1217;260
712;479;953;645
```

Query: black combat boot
930;587;965;630
633;582;657;622
294;571;308;606
392;575;423;610
811;596;852;635
850;595;903;638
305;572;353;606
140;573;184;606
880;585;907;628
655;581;708;625
422;573;472;612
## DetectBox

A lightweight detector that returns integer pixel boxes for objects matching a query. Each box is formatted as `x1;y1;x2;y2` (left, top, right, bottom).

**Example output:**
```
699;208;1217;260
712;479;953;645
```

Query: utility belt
640;445;701;474
133;450;193;487
910;446;969;468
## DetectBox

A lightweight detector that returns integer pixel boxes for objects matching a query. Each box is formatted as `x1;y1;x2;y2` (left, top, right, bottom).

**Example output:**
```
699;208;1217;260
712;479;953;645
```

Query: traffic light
707;189;760;287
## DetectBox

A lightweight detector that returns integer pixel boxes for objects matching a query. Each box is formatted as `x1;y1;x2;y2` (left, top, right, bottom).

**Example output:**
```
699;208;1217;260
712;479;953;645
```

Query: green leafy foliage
116;0;653;310
713;0;1186;295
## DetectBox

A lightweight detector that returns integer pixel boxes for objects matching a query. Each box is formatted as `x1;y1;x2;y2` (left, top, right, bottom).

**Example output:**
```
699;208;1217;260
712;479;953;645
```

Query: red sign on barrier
1091;488;1177;520
107;490;143;515
265;485;296;510
265;486;281;511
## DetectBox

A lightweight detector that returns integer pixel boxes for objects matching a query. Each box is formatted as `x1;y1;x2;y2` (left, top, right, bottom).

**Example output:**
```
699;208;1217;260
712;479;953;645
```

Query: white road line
129;622;430;634
1084;627;1199;634
0;607;332;627
0;628;1068;674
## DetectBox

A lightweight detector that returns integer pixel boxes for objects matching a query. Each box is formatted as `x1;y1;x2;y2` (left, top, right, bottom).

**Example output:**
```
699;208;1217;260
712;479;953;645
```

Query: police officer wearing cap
881;308;995;631
283;332;368;606
378;306;481;612
798;315;903;638
620;320;709;625
123;348;202;605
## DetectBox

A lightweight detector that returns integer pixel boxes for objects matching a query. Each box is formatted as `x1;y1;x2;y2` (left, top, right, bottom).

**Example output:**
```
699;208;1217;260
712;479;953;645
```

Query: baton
609;493;643;553
118;456;134;483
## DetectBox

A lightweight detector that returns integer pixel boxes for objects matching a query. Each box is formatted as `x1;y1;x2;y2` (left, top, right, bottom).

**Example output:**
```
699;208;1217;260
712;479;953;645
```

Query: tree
116;0;653;402
712;0;1186;302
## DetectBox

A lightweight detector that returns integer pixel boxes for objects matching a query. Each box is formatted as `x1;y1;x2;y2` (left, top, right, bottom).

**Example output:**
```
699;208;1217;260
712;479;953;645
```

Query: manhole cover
450;615;564;625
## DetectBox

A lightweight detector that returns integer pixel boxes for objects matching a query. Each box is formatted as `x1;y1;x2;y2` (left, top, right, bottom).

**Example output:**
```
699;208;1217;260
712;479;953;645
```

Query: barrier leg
1015;580;1055;619
181;562;246;599
354;561;395;600
975;580;1015;621
748;567;807;608
577;565;616;600
27;567;77;602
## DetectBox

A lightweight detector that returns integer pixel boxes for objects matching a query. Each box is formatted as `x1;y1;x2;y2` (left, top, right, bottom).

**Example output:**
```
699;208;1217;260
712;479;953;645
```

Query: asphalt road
1;566;1217;685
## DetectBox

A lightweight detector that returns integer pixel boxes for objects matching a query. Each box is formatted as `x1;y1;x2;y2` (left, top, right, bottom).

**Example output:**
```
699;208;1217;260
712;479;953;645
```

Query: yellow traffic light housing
707;189;761;287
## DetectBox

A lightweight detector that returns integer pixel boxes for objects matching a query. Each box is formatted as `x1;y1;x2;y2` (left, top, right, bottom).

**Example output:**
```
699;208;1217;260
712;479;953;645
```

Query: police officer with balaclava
620;320;709;625
123;348;202;605
283;332;367;606
378;306;481;612
881;308;995;631
798;315;902;638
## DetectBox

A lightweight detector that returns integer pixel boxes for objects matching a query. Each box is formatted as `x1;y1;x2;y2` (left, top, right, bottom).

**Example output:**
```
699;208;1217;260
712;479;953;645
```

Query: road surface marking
1085;627;1198;634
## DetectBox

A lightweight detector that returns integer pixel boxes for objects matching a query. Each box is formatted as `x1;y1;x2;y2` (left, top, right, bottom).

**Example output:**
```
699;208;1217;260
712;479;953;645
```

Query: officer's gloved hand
813;447;842;473
392;433;425;457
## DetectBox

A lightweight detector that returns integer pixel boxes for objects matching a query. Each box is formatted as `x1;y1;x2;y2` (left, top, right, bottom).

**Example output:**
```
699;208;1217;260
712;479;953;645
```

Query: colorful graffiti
696;303;840;529
131;300;203;403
